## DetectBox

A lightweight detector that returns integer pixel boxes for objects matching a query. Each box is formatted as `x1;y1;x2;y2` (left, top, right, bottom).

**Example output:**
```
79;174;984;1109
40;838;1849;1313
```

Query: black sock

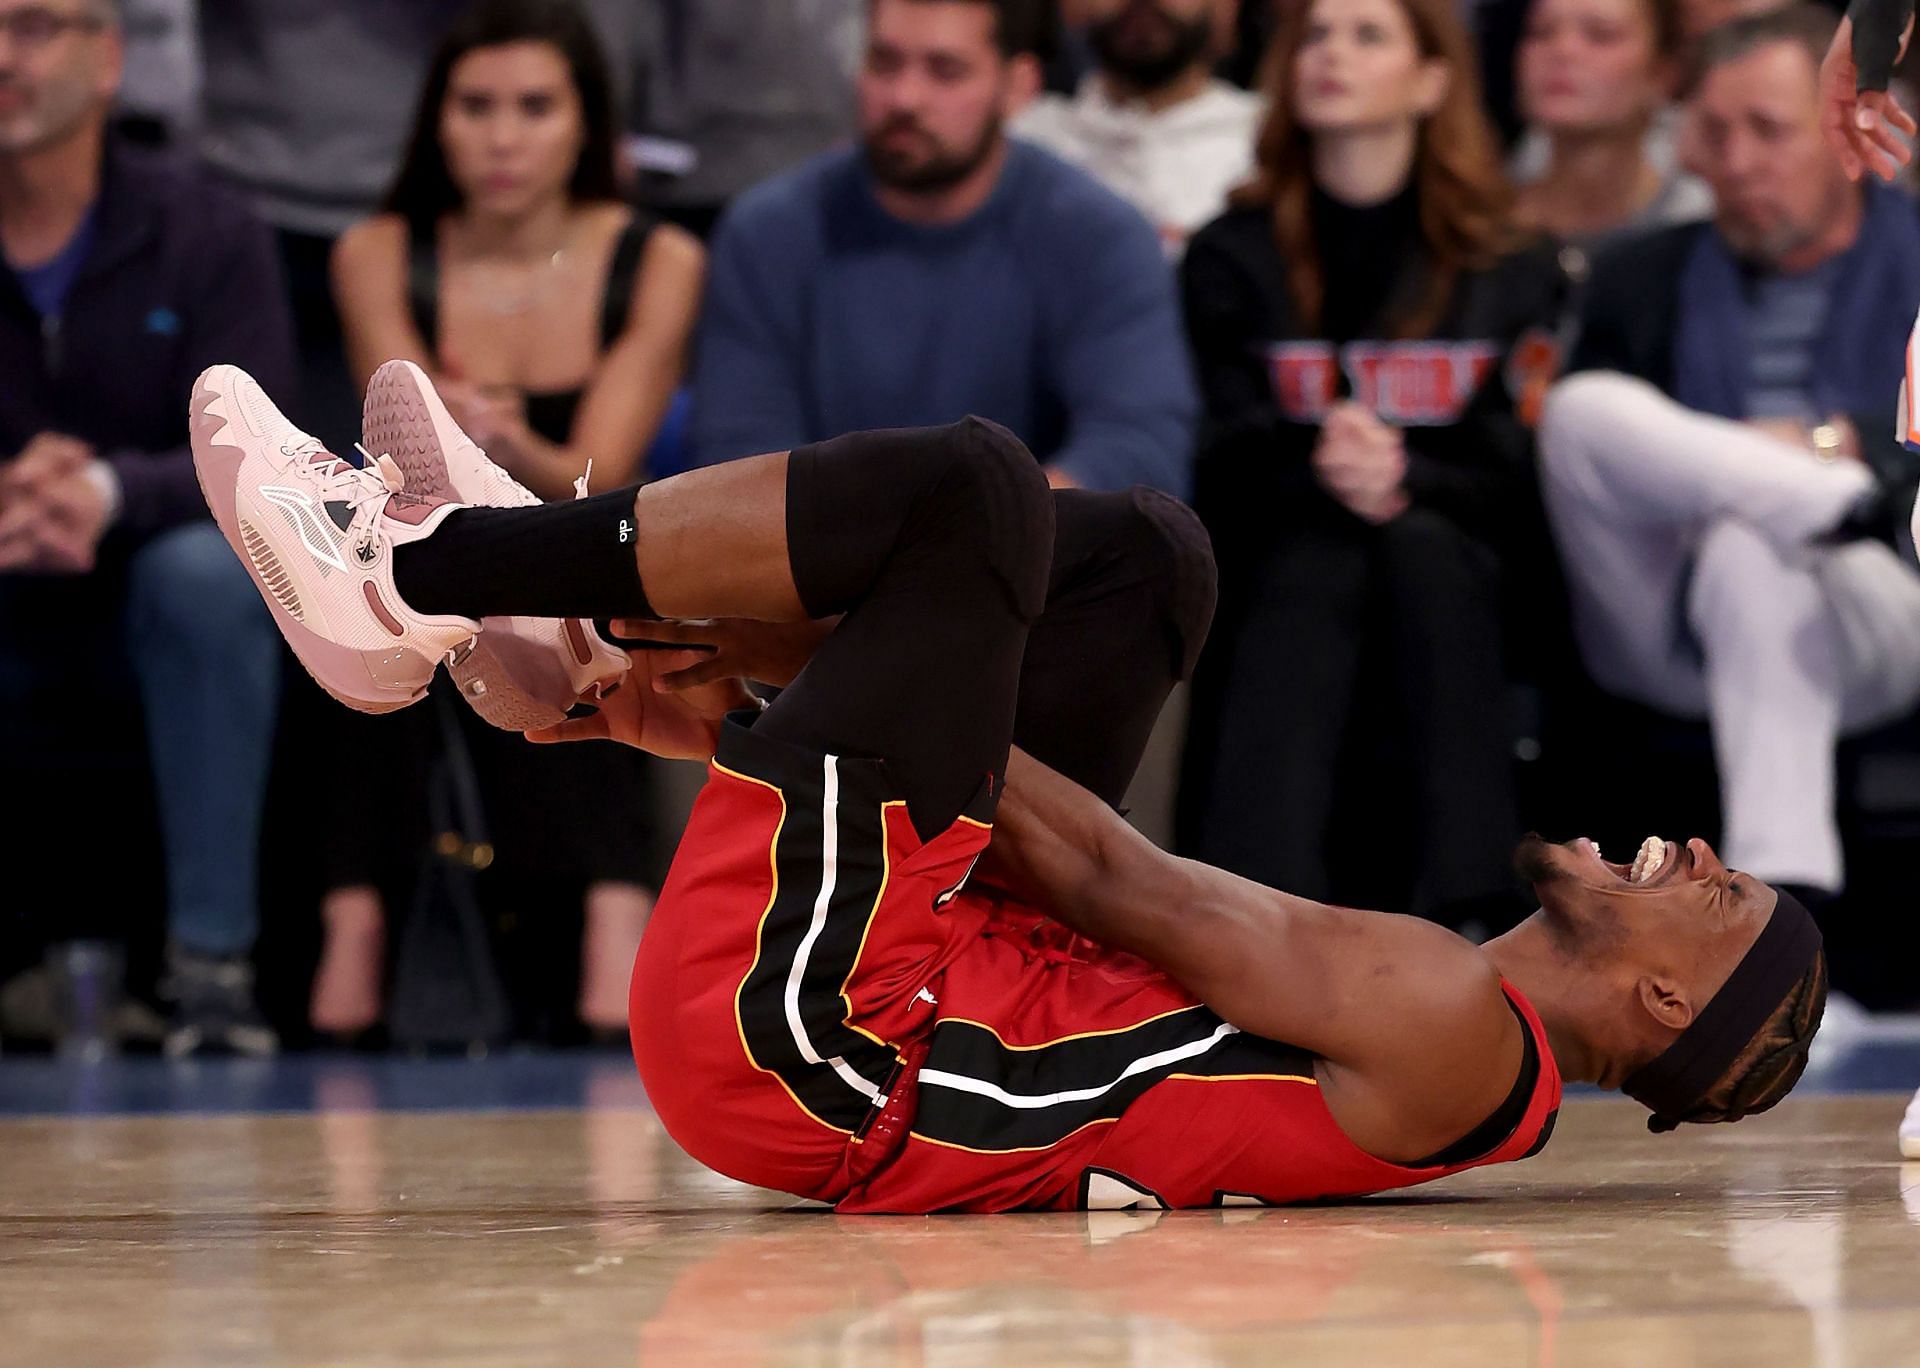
391;487;656;620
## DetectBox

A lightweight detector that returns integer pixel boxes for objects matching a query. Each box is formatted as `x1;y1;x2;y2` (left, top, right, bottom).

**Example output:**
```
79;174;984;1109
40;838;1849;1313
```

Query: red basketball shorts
630;716;1326;1213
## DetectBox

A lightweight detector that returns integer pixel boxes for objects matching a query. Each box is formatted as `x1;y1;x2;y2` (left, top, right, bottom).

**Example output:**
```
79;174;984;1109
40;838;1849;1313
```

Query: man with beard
1538;8;1920;909
689;0;1197;497
1016;0;1258;255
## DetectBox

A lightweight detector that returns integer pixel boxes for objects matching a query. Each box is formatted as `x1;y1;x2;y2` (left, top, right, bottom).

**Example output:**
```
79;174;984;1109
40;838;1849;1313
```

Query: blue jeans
0;522;279;956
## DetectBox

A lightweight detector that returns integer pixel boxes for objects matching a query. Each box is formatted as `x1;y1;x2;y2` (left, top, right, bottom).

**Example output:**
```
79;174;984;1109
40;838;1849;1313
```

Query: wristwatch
1810;421;1844;464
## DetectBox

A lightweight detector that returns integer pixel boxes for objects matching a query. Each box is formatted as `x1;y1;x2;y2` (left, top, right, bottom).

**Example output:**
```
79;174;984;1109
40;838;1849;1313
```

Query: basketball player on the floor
191;361;1829;1210
1819;1;1920;1161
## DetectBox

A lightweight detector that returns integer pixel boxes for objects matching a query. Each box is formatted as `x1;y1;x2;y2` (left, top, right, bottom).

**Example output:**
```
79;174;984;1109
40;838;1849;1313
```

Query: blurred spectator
326;0;700;1039
1478;0;1784;145
1219;0;1281;88
627;0;863;240
1015;0;1261;255
692;0;1197;496
1177;0;1562;926
194;0;474;449
1538;6;1920;899
0;0;292;1053
1511;0;1712;247
113;0;193;144
1678;0;1787;41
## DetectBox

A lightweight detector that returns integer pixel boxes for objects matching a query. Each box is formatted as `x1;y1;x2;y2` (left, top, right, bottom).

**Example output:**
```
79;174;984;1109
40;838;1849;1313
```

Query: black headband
1622;891;1822;1133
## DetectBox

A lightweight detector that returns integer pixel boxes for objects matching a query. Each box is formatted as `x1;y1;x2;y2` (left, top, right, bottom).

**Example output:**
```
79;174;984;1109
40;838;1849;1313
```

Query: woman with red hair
1178;0;1564;930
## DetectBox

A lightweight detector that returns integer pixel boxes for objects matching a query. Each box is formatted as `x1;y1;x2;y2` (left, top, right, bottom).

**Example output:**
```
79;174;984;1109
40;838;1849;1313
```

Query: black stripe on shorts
912;1006;1317;1153
723;716;902;1136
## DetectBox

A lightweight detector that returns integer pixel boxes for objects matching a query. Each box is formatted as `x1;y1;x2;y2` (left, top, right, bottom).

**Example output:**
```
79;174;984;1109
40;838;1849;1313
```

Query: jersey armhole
1403;996;1540;1169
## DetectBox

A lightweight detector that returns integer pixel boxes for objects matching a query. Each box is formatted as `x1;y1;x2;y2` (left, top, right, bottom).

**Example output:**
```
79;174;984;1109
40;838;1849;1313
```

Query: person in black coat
1177;0;1564;928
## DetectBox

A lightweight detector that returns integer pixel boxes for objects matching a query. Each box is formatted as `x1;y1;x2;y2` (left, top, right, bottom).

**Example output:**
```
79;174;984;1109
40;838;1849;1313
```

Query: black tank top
405;211;654;444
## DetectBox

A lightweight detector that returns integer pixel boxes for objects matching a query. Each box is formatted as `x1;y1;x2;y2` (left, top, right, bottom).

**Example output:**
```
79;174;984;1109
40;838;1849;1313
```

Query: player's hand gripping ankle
612;616;840;691
525;648;755;761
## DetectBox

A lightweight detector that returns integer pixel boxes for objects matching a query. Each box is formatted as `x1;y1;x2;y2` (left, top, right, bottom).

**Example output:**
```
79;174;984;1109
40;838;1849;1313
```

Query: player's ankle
388;493;654;620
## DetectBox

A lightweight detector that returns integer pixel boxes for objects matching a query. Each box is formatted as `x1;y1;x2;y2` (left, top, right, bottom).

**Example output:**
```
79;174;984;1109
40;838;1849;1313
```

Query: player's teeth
1630;836;1665;884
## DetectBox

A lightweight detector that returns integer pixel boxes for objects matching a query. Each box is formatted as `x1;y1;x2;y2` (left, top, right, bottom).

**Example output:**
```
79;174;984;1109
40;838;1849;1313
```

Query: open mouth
1573;835;1684;888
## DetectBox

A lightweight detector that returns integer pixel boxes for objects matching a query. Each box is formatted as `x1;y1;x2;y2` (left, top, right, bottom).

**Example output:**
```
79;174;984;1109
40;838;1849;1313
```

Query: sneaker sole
363;360;623;731
1903;1132;1920;1160
190;366;446;715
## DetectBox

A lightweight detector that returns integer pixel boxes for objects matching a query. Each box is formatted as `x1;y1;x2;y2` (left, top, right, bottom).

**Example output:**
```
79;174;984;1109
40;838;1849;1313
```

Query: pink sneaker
189;364;478;714
360;358;630;730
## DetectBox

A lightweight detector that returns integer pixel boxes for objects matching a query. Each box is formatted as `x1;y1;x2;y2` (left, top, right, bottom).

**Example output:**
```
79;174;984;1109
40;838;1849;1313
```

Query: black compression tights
769;422;1216;836
395;417;1217;840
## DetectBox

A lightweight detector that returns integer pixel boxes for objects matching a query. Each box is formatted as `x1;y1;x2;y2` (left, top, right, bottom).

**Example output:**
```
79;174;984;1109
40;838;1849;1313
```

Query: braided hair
1662;951;1828;1128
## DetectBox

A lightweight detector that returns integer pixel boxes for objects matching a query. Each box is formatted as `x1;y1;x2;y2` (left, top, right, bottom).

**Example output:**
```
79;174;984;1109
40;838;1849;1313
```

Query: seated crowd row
2;0;1914;1054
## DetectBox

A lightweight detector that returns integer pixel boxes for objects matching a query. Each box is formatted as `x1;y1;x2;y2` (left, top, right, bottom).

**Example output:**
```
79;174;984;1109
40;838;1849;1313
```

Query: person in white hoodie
1015;0;1259;256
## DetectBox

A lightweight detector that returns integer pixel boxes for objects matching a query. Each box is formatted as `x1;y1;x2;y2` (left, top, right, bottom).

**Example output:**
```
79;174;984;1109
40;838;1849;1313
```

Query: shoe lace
278;434;409;503
300;442;416;564
347;442;410;505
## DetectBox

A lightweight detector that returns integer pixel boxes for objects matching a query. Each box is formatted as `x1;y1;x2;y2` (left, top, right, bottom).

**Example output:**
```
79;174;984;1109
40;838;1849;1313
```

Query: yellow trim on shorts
909;1114;1124;1155
932;1004;1210;1050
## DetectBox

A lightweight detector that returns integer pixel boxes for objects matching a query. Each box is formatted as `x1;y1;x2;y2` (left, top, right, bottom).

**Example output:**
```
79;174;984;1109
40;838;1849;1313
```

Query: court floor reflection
1;1095;1915;1365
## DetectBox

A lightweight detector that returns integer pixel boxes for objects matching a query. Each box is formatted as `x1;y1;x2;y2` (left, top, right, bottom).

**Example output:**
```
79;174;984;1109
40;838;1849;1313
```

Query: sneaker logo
260;485;348;573
355;542;378;565
618;518;634;545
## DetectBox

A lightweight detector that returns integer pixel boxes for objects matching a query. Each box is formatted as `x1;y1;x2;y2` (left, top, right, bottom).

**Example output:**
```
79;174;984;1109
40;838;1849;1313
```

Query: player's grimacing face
438;41;585;219
859;0;1015;192
1520;833;1776;972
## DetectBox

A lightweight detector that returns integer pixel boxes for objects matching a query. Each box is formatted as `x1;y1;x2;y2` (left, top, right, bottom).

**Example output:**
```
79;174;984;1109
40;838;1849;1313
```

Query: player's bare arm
981;748;1525;1165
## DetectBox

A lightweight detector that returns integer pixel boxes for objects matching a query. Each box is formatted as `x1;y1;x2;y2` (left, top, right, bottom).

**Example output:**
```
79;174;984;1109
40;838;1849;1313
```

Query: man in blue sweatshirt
0;0;293;1055
690;0;1198;498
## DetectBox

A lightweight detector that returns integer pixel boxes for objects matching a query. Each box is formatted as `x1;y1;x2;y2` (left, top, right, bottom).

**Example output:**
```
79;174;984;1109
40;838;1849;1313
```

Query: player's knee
1128;488;1218;680
922;415;1054;620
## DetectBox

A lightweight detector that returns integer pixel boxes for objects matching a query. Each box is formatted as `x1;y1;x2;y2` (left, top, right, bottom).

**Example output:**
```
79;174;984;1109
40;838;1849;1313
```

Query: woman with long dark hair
317;0;702;1039
1177;0;1563;930
333;0;702;499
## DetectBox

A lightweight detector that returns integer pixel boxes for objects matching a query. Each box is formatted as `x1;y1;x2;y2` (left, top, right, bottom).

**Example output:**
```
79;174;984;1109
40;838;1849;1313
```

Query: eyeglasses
0;7;106;52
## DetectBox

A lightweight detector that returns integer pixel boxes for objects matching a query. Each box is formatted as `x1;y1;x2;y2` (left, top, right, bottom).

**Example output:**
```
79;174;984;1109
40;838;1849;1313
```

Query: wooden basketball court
4;1087;1916;1364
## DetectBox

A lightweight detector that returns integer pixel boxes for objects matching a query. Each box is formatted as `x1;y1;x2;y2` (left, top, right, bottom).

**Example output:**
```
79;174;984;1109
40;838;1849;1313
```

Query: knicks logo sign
1264;341;1504;426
